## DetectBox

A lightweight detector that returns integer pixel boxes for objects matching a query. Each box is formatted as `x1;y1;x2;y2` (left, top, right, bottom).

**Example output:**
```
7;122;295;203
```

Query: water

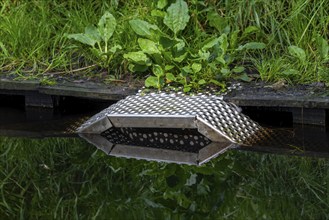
1;136;329;219
1;96;329;218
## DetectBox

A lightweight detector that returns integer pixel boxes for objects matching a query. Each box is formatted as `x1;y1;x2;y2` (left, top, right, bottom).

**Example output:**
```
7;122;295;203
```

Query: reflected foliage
0;137;328;219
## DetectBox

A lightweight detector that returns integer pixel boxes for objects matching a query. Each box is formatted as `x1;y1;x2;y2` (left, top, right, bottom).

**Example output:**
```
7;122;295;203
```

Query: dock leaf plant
65;12;122;74
124;0;266;92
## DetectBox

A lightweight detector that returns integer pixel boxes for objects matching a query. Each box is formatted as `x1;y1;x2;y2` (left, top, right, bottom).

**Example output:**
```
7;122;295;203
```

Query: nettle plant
124;0;266;92
65;12;121;72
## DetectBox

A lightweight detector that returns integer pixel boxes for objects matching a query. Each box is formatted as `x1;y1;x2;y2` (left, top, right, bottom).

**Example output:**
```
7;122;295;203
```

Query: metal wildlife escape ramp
77;93;268;165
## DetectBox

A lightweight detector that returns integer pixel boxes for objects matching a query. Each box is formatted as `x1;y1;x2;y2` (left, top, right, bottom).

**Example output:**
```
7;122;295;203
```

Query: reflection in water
0;136;328;219
80;129;232;165
0;95;113;137
81;127;233;165
238;125;329;158
80;125;329;165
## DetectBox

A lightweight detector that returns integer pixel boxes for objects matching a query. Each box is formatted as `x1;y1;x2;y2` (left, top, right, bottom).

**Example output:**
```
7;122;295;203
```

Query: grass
0;1;144;76
0;136;328;219
0;0;328;87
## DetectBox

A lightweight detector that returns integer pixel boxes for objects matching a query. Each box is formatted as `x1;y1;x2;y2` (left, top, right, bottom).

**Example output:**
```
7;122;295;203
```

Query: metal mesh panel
78;93;267;145
114;95;261;144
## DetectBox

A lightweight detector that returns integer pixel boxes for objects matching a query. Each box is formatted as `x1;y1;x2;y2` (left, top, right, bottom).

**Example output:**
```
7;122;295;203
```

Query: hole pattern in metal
78;93;264;145
101;127;211;153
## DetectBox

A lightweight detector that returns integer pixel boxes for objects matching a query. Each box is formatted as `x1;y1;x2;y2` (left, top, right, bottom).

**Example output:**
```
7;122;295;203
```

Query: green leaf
242;26;260;37
0;41;9;56
183;85;191;92
207;10;229;33
151;9;166;18
152;64;164;77
185;173;197;186
236;73;252;82
209;79;225;88
123;51;152;65
166;73;176;82
163;0;190;35
128;63;149;72
129;19;159;38
237;42;266;50
198;50;210;61
220;68;230;76
230;30;240;49
316;36;329;59
282;68;299;76
109;45;122;53
145;76;159;88
202;34;227;54
288;45;306;63
218;33;228;54
191;63;202;73
159;36;176;49
85;25;101;43
215;56;226;66
180;71;188;77
157;0;168;9
165;65;175;71
202;37;220;51
98;12;116;42
182;65;192;73
66;33;97;47
90;48;102;57
198;79;206;85
232;66;245;73
197;180;210;195
163;51;173;61
173;52;188;62
138;38;161;55
174;39;185;51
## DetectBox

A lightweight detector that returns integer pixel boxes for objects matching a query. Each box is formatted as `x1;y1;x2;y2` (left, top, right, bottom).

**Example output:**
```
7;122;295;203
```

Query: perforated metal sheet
101;127;211;153
78;93;265;145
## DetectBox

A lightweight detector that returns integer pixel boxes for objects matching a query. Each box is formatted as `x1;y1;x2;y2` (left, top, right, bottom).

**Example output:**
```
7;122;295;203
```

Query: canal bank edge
1;78;329;126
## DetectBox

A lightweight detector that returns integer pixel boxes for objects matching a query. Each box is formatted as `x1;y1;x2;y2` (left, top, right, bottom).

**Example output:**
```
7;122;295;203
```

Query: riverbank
2;73;329;127
1;0;328;92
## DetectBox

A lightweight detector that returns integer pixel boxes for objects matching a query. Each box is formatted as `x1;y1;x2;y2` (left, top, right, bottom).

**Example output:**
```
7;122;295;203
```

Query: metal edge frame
198;142;234;165
108;114;197;129
79;133;114;154
109;144;199;165
77;116;112;134
195;116;233;143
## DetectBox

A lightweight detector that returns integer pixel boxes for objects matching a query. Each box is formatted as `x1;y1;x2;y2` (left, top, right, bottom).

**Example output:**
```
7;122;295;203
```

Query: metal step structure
77;93;270;165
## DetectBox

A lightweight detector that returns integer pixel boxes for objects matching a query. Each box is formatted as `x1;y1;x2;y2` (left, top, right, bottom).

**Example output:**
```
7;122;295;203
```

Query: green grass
0;136;328;219
0;0;328;86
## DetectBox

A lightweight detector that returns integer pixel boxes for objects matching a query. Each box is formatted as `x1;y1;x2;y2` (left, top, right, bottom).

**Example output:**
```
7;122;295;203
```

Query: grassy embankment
0;137;328;219
0;0;328;90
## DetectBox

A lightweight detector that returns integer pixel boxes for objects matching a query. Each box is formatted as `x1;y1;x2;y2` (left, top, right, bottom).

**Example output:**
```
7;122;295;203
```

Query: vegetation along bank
0;0;328;92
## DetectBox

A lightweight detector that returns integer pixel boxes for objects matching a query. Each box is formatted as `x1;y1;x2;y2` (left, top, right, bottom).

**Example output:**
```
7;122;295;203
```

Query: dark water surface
1;96;329;219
